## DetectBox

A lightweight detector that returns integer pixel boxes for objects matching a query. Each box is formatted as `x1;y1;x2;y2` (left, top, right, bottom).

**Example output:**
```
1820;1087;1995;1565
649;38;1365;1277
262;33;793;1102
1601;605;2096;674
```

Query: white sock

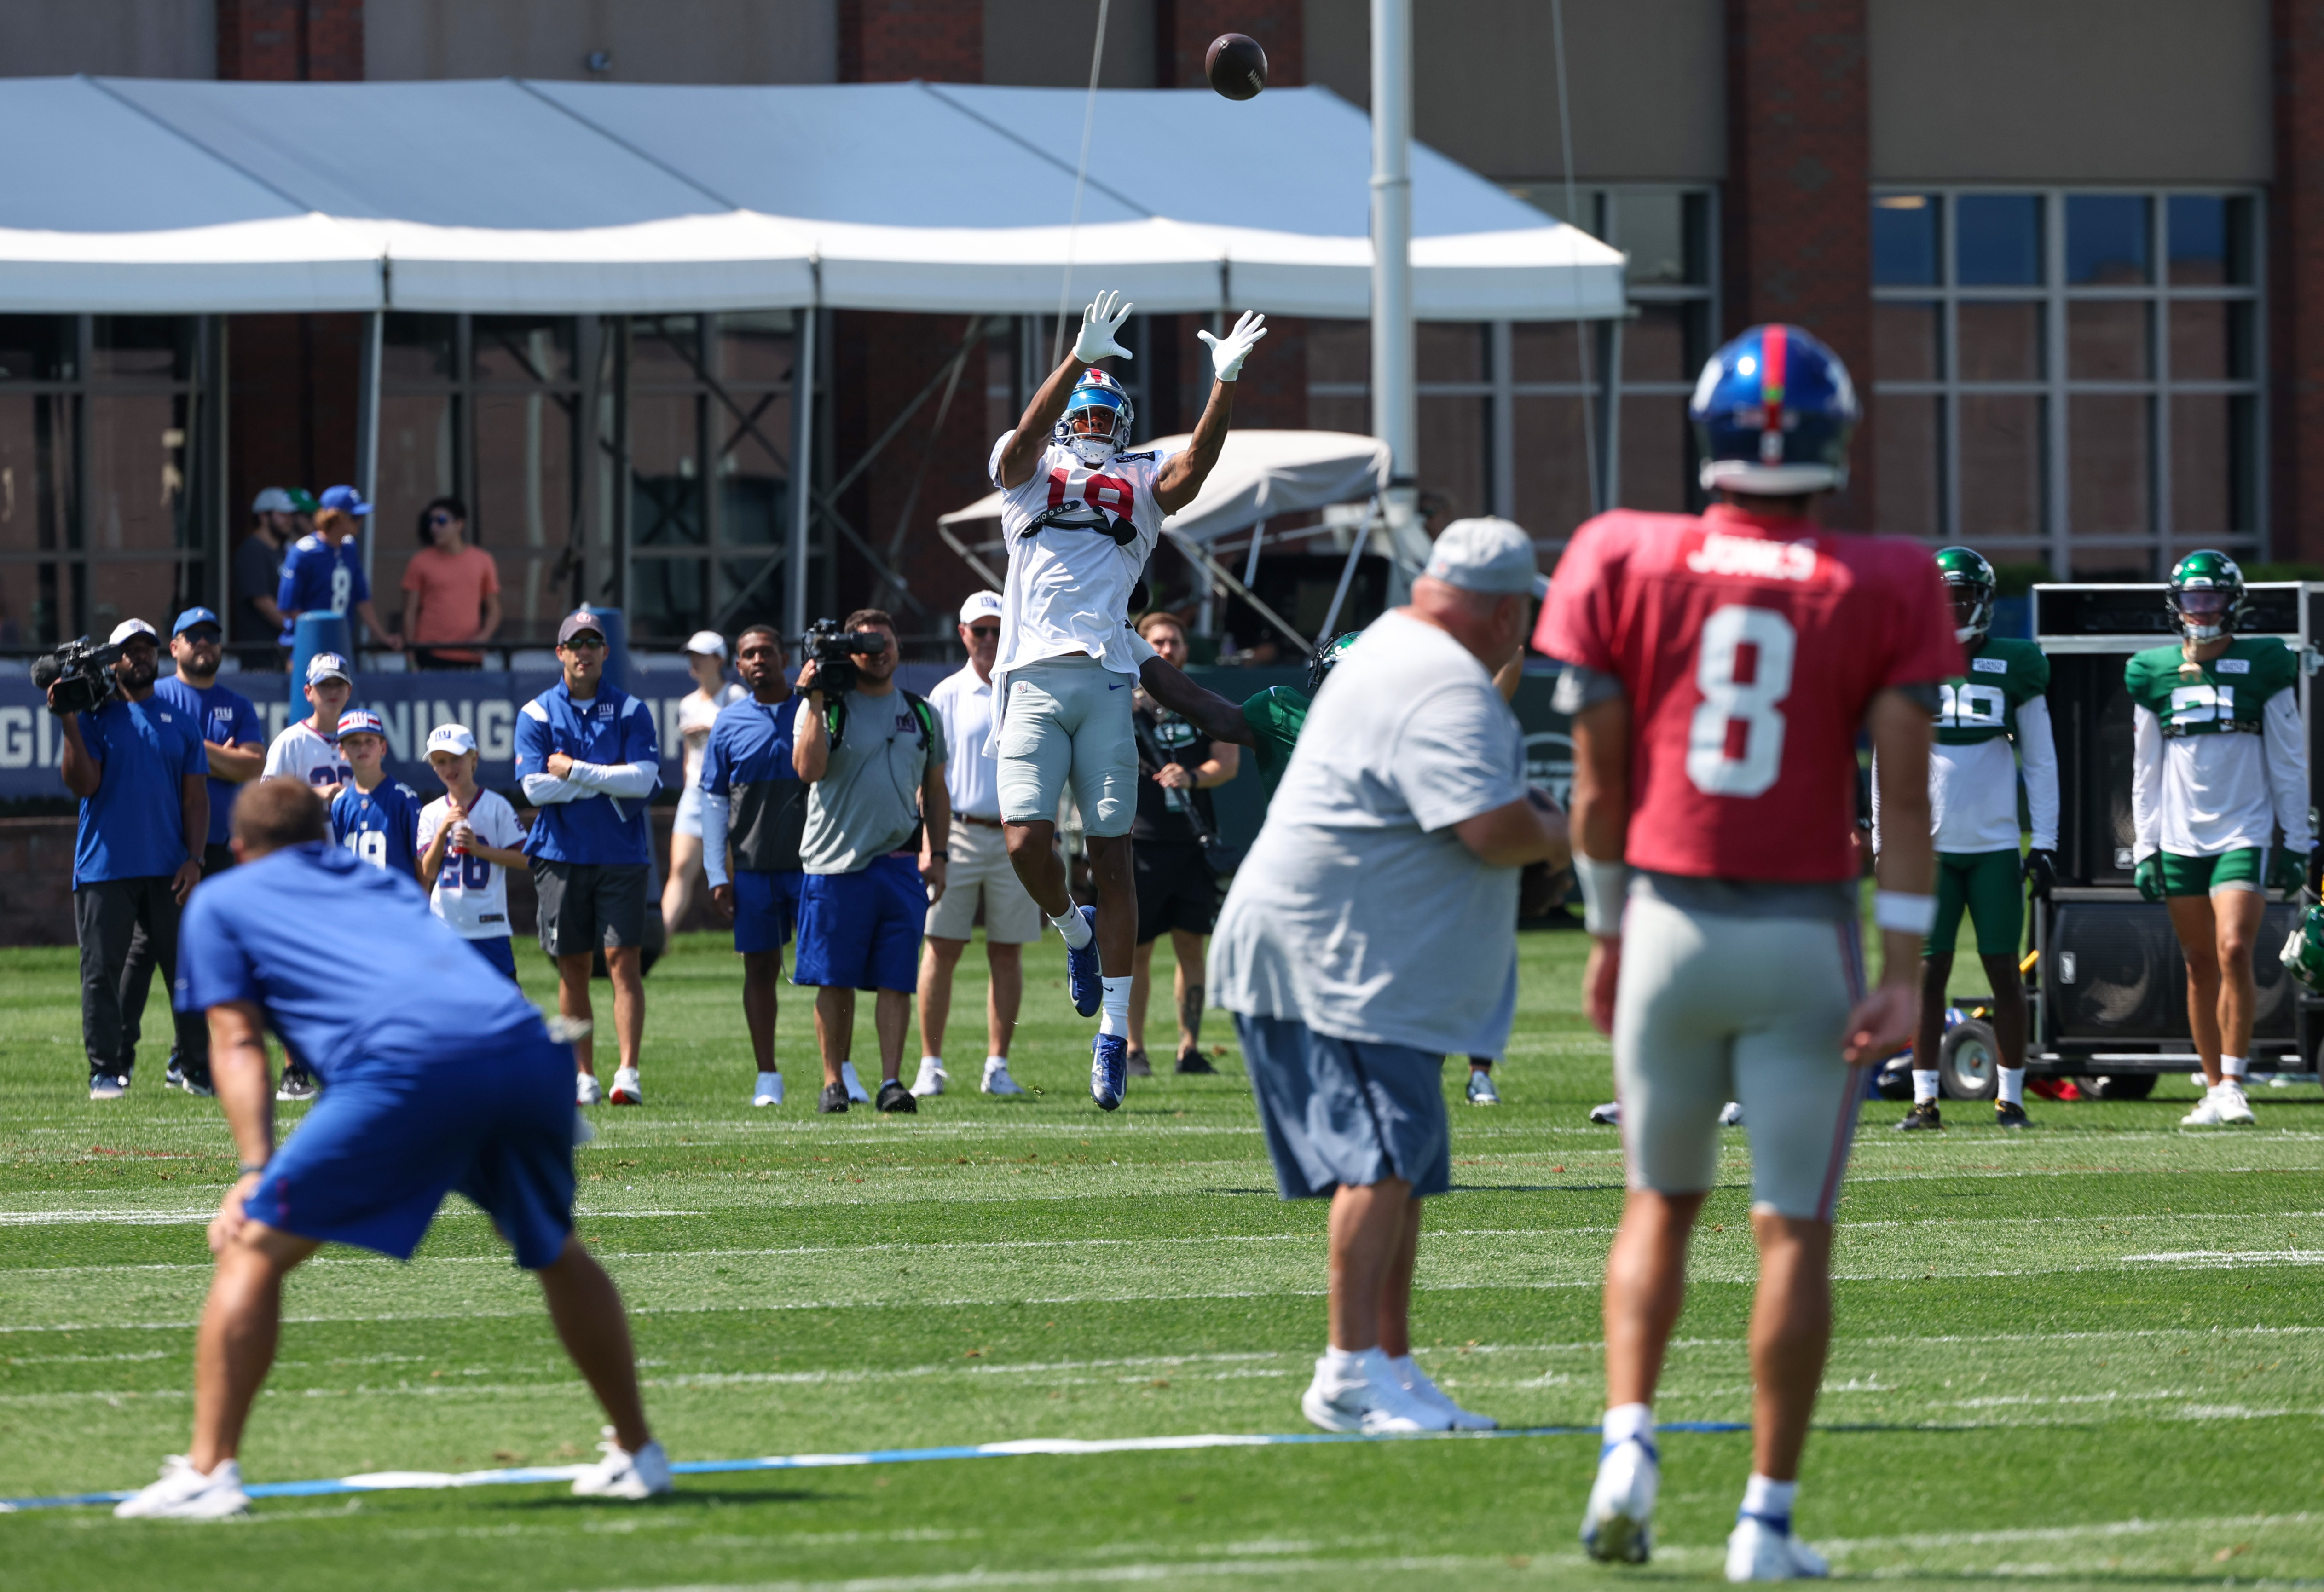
1052;907;1093;950
1602;1402;1653;1449
2222;1054;2249;1081
1098;975;1133;1036
1912;1068;1940;1105
1997;1066;2025;1106
919;1054;943;1070
1740;1473;1797;1522
984;1054;1010;1075
1322;1344;1366;1379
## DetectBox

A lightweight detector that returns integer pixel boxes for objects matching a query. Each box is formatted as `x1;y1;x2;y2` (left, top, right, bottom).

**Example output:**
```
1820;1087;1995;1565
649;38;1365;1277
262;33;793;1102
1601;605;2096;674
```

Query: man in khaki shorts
914;592;1040;1099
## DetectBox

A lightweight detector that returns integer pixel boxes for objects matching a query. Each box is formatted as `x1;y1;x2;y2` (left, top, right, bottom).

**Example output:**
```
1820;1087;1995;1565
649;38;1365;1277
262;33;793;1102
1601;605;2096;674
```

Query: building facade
0;0;2308;655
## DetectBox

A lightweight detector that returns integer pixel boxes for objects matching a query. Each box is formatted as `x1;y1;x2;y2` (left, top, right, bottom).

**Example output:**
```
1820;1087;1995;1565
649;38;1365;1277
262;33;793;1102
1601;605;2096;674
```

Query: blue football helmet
1690;323;1860;496
1058;368;1134;467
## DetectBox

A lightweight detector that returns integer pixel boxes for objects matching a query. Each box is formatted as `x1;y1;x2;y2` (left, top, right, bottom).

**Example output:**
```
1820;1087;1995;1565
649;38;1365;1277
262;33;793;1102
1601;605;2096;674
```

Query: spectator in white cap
663;629;745;937
417;723;531;982
261;653;355;801
233;489;295;669
913;591;1038;1099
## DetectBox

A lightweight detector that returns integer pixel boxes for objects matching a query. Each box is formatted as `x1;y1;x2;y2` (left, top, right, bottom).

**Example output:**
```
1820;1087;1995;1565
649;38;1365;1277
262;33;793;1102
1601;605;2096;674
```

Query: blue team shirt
175;842;544;1083
330;778;426;877
275;532;370;643
154;675;264;846
73;695;205;887
513;680;659;865
699;692;801;873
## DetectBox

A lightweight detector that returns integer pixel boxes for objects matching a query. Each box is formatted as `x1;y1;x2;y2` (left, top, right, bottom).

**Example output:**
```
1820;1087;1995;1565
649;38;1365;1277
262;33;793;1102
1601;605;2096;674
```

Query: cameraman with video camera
43;619;209;1100
792;609;950;1115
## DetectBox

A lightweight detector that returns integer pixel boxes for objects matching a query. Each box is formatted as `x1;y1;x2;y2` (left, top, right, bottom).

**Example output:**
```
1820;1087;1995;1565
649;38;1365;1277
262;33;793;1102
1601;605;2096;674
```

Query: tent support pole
1163;529;1308;655
938;521;1006;591
787;307;816;642
1371;0;1422;603
1315;511;1372;644
356;309;382;598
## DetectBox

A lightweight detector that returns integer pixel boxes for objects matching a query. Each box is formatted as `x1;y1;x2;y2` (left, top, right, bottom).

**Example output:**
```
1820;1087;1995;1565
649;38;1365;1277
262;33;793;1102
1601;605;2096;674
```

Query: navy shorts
466;935;520;981
246;1024;578;1269
794;854;925;992
734;868;804;956
1237;1014;1451;1200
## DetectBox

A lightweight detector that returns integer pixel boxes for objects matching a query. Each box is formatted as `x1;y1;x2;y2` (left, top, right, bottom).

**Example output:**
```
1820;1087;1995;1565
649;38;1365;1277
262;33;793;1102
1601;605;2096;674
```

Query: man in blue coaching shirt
114;780;670;1520
515;609;661;1107
274;485;401;651
699;623;807;1107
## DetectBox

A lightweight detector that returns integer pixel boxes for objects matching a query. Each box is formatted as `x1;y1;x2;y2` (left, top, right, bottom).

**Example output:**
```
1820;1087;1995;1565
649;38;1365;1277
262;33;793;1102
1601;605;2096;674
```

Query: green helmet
2283;902;2324;990
1934;546;1997;648
2166;549;2248;642
1306;630;1362;696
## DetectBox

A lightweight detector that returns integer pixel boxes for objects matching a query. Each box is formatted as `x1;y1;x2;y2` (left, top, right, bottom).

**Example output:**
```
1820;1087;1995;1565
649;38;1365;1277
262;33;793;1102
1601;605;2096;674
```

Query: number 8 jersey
1537;502;1962;883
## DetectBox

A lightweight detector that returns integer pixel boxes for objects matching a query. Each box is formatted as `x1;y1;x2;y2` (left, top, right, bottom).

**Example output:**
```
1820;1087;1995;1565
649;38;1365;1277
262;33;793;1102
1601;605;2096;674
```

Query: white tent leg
356;309;382;596
1371;0;1424;597
787;307;817;641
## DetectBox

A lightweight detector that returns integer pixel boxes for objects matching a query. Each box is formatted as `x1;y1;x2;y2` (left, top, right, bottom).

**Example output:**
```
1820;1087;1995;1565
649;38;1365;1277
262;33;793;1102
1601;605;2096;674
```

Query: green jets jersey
2124;636;2299;738
1241;686;1310;798
1936;637;2050;746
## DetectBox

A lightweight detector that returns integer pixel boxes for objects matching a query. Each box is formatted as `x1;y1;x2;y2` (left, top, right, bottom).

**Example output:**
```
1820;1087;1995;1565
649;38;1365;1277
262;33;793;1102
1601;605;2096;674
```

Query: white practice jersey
417;788;524;939
679;682;744;789
2133;691;2312;857
1928;705;2060;852
263;719;352;790
987;432;1178;681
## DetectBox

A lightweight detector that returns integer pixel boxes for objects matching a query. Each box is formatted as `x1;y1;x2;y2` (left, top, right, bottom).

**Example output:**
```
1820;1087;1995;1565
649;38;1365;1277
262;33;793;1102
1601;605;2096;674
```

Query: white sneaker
911;1057;948;1098
752;1071;783;1107
2182;1085;2255;1126
1726;1511;1829;1580
1589;1099;1622;1125
569;1429;673;1500
1465;1069;1501;1105
981;1059;1027;1096
2214;1082;2256;1124
839;1061;872;1104
89;1073;128;1101
1299;1350;1452;1435
576;1072;603;1107
1392;1354;1496;1430
608;1066;643;1106
1581;1436;1659;1563
1720;1100;1746;1127
113;1454;248;1520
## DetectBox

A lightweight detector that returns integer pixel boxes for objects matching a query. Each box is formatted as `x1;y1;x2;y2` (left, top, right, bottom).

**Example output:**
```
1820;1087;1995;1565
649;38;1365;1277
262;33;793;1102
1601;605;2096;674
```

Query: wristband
928;851;950;862
238;1162;268;1177
1573;854;1631;936
1873;889;1937;935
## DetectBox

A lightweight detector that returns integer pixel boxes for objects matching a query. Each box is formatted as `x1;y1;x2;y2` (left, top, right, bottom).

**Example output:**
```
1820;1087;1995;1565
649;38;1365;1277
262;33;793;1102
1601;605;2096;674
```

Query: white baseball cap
683;629;728;660
426;722;477;756
305;651;352;686
958;590;1004;626
107;618;157;645
1425;517;1550;599
251;487;296;514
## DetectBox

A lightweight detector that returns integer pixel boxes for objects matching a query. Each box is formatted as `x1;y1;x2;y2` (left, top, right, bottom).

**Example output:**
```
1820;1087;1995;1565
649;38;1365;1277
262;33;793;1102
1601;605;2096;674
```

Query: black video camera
801;618;888;697
31;636;124;716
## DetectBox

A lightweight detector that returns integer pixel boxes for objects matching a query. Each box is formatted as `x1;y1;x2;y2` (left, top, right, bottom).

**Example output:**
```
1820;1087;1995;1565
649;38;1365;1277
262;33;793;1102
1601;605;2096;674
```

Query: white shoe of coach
1581;1436;1659;1563
608;1066;643;1106
113;1455;248;1520
752;1071;783;1107
1391;1353;1497;1430
1300;1350;1452;1435
575;1072;603;1107
911;1057;948;1098
839;1061;872;1104
2182;1083;2256;1126
981;1059;1026;1096
570;1429;674;1500
1726;1512;1830;1581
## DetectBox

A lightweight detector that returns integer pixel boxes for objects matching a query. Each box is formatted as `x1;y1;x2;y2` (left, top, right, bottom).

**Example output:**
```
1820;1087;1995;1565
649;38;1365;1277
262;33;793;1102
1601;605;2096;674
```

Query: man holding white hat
914;591;1038;1098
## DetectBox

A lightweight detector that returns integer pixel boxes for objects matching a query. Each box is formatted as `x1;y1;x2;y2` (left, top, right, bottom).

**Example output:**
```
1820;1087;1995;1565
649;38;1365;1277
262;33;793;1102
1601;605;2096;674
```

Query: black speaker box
2045;894;2296;1043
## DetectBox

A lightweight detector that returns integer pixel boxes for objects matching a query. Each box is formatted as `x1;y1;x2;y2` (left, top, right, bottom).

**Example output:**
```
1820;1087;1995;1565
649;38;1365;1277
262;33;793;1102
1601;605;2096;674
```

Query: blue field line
0;1420;1751;1513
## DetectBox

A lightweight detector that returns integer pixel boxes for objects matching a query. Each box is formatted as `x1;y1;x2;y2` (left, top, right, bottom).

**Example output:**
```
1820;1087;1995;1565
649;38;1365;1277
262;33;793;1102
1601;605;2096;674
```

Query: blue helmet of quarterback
1690;323;1860;496
1058;368;1134;467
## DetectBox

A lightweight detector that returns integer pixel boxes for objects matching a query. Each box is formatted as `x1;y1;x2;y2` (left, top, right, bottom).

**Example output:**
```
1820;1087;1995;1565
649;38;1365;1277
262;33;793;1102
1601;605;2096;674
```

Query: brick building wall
2274;0;2324;565
839;0;981;83
217;0;364;81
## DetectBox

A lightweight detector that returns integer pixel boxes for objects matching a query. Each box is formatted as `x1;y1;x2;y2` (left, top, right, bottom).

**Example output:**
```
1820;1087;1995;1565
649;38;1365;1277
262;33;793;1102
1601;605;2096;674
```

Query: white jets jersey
987;432;1178;680
417;788;524;939
263;719;353;790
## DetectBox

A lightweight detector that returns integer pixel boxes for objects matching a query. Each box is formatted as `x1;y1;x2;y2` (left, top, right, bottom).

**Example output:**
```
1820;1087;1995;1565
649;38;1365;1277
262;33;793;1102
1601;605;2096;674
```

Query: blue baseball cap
336;709;386;740
318;484;373;516
172;606;221;638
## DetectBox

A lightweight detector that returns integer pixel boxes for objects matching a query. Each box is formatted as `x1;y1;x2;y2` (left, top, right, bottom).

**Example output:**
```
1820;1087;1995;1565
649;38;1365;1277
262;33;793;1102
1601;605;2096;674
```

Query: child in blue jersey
328;709;425;879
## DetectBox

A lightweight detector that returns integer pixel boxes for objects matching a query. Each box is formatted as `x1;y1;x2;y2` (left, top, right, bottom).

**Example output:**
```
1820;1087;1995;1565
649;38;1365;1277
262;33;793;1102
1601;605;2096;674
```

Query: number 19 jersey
1537;502;1961;883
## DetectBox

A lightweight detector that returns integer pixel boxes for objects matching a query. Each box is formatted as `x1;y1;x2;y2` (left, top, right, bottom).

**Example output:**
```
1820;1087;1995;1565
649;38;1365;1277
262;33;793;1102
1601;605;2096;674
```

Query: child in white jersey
416;722;530;981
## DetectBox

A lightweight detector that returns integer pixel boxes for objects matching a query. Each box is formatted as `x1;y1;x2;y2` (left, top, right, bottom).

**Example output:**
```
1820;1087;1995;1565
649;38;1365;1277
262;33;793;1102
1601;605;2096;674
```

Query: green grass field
4;925;2322;1590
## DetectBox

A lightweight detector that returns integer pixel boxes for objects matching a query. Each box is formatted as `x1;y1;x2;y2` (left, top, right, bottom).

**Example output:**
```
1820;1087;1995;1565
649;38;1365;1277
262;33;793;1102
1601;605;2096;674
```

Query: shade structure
940;430;1393;546
0;77;1624;319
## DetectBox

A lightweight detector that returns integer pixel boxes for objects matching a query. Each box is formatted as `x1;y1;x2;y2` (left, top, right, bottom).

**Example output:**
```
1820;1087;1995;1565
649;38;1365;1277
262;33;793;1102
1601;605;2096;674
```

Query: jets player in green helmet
2127;550;2312;1126
1882;548;2059;1130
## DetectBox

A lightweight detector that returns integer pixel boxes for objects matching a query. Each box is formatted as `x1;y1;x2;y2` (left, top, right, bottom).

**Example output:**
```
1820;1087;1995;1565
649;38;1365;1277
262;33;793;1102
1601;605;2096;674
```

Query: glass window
1874;395;1942;540
1517;395;1601;526
1617;191;1708;287
2169;195;2252;286
1958;303;2043;381
1417;394;1490;519
1873;195;1940;285
2066;301;2150;381
1613;397;1690;515
1958;396;2044;540
1874;303;1941;381
382;314;457;383
2169;300;2253;382
1622;304;1699;383
1417;324;1485;384
1957;195;2043;286
473;316;574;384
2067;395;2151;536
2066;195;2151;285
92;317;194;381
0;317;73;383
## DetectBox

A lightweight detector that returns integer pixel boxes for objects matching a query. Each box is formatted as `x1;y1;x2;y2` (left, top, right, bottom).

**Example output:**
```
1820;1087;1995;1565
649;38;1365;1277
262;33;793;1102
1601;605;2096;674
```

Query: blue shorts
467;935;520;981
734;868;804;957
247;1024;578;1269
794;854;925;992
1237;1014;1451;1200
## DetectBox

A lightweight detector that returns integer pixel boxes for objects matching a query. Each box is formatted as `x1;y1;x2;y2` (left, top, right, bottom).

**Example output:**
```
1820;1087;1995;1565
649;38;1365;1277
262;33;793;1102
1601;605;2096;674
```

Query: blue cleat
1066;905;1102;1017
1091;1032;1127;1111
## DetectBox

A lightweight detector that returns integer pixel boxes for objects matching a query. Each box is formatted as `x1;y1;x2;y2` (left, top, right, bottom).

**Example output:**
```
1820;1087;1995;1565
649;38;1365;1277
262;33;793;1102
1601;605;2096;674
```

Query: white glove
1071;290;1134;364
1197;311;1268;382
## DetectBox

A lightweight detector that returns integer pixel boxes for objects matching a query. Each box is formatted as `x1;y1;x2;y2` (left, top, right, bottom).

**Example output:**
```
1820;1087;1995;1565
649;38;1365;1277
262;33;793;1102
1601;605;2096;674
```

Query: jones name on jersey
2127;636;2311;858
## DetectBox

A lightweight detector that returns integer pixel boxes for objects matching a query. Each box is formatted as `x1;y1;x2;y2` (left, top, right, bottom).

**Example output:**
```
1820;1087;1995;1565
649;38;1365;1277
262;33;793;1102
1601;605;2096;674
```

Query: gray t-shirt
797;686;947;875
1208;608;1528;1056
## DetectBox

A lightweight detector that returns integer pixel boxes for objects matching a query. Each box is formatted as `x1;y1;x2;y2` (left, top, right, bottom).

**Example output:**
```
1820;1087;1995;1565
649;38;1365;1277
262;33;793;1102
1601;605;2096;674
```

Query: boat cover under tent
0;76;1626;317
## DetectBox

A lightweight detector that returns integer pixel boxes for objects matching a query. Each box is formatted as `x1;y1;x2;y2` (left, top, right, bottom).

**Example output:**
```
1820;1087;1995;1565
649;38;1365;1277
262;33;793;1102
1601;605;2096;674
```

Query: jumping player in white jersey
986;290;1267;1110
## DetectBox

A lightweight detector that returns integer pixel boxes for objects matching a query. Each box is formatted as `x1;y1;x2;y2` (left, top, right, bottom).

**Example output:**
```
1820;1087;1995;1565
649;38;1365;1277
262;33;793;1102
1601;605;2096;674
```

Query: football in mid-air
1205;33;1267;101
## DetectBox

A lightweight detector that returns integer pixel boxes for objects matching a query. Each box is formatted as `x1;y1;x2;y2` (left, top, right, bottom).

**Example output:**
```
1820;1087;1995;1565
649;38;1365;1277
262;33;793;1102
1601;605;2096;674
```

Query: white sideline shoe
1299;1350;1452;1435
1392;1354;1496;1430
570;1430;673;1500
114;1455;248;1520
1720;1100;1746;1126
608;1066;643;1106
752;1071;783;1107
839;1061;872;1104
1589;1100;1621;1125
2182;1084;2255;1126
575;1072;604;1106
1465;1068;1500;1105
89;1074;128;1101
911;1057;948;1097
1726;1511;1829;1580
1580;1436;1659;1563
981;1060;1027;1096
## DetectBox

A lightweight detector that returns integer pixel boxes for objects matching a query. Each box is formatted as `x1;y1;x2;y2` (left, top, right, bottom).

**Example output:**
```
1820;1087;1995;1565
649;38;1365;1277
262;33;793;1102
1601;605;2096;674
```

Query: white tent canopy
0;77;1624;318
941;429;1392;546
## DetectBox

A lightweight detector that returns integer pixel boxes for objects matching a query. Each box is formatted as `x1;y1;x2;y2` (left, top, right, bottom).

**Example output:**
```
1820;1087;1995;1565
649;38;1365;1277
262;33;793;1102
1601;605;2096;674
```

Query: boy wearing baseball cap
418;723;530;980
329;710;426;880
275;485;401;651
262;653;355;799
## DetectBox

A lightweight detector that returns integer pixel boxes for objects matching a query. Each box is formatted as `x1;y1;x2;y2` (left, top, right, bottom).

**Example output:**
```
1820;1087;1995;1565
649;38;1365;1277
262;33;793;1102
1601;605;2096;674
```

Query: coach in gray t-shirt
1210;517;1568;1436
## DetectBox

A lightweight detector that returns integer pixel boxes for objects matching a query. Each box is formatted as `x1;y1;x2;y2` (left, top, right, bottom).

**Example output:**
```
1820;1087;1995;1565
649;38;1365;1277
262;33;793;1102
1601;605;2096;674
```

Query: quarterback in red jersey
1538;324;1958;1580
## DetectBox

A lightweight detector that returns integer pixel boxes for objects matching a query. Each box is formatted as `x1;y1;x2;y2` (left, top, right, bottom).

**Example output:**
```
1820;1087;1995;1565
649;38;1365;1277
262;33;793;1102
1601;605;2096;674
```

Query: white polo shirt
928;663;1003;819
